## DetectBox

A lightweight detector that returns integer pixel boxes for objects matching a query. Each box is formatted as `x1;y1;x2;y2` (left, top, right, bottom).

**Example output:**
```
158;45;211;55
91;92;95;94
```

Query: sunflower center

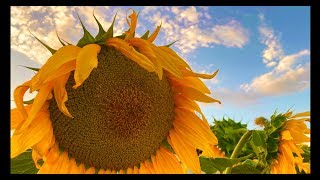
49;46;175;171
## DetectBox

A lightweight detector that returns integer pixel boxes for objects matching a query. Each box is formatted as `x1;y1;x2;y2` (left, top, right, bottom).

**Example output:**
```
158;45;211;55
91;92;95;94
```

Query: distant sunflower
11;9;221;174
270;111;310;174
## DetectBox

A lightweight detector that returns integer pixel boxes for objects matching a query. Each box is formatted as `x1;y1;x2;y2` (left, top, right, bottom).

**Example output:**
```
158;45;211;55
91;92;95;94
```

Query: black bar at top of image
9;0;312;6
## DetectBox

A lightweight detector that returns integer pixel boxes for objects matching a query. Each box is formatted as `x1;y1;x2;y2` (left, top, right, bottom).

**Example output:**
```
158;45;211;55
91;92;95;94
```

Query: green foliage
11;149;42;174
231;164;262;174
211;117;253;157
200;157;239;174
301;145;310;163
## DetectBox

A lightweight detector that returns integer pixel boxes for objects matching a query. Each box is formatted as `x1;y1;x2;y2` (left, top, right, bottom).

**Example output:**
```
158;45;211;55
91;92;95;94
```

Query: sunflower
270;111;310;174
11;9;221;174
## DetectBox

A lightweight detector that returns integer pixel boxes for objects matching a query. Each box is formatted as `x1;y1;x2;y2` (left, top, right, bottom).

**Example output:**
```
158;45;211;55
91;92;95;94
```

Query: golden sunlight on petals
125;9;138;39
173;86;221;104
181;68;219;79
281;130;293;140
54;72;73;118
126;167;133;174
170;76;211;94
73;44;101;89
37;144;59;174
156;146;183;174
290;111;310;118
69;158;81;174
11;110;52;158
55;151;71;174
128;38;163;79
147;24;161;43
106;38;156;72
10;105;32;130
31;45;81;91
43;60;76;84
133;166;139;174
15;83;54;134
32;150;42;169
168;129;201;174
85;166;96;174
158;46;192;70
14;80;31;121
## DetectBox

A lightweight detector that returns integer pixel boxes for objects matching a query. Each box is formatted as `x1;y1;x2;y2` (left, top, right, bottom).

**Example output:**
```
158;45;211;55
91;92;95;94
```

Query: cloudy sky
10;6;310;129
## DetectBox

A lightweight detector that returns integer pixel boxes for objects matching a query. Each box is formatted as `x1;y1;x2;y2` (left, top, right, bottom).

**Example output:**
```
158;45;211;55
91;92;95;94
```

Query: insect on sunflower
11;9;221;174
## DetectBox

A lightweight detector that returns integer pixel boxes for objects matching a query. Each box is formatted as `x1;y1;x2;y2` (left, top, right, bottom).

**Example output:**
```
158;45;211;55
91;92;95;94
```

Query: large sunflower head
11;9;221;174
268;111;310;174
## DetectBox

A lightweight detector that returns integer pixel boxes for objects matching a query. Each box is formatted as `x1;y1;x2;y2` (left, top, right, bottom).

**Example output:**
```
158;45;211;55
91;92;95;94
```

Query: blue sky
10;6;310;129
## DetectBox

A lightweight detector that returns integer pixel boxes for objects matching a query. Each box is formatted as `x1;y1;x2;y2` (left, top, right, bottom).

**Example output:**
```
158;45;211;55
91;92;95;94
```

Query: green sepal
28;30;56;55
23;98;34;105
18;65;40;72
161;139;174;153
140;30;150;40
164;40;179;47
95;12;118;44
56;31;66;46
93;10;106;41
76;12;96;48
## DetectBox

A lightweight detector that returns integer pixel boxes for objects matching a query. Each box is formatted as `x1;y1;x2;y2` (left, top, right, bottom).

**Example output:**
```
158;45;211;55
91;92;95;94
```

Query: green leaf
231;164;262;174
76;13;96;48
11;149;39;174
95;12;117;44
251;130;267;148
140;30;150;40
200;157;238;173
93;10;106;41
19;65;40;72
28;30;56;55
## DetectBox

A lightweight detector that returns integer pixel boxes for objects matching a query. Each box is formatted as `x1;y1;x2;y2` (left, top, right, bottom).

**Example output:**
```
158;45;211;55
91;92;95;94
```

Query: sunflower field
10;9;310;174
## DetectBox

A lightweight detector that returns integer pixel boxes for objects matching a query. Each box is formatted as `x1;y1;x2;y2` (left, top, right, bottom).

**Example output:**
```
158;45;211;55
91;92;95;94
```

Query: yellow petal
281;130;293;140
128;38;163;79
144;160;155;174
170;76;211;94
118;169;125;174
133;166;139;174
174;94;206;120
32;126;54;157
106;38;156;72
54;72;73;118
168;129;201;174
69;158;82;174
73;44;101;89
158;46;192;70
290;111;310;119
173;119;212;155
85;166;96;174
32;150;42;169
126;167;133;174
13;80;31;121
151;45;183;78
10;105;32;130
55;151;71;174
181;68;219;79
37;143;59;174
15;82;54;134
139;162;148;174
173;86;221;104
11;110;52;158
147;23;161;43
43;60;76;84
97;169;105;174
155;146;183;174
176;108;218;144
31;45;81;91
125;9;138;39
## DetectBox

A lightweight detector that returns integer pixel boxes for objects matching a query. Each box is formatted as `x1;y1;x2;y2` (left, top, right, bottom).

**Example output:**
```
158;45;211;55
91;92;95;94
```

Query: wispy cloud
11;6;249;65
240;13;310;98
141;6;249;54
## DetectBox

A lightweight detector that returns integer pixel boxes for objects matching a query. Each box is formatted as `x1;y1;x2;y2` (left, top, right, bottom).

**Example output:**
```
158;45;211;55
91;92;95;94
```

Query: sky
10;6;310;129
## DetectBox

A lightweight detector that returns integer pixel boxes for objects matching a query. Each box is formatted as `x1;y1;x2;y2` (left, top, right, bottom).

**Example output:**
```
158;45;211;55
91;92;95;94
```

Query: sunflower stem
223;130;252;174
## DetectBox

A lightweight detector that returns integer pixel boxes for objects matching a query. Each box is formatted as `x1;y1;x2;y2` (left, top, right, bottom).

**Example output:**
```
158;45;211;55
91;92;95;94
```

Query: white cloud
239;14;310;98
258;15;284;65
141;6;249;54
